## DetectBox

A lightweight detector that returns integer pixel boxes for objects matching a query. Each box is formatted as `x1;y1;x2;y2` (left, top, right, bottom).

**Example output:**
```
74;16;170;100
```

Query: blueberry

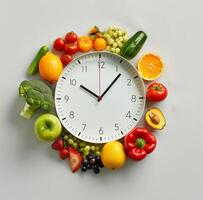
90;158;96;165
81;165;87;172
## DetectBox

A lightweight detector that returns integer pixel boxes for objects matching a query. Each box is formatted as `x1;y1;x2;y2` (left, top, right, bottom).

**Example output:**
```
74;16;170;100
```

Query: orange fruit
137;53;164;81
39;52;63;83
93;38;107;51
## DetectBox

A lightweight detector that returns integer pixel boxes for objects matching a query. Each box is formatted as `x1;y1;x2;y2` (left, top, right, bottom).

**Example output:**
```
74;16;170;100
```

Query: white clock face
55;52;145;143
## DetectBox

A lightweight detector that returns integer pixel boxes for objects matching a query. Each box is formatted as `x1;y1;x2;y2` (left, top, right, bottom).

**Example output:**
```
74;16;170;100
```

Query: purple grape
93;165;100;174
83;159;89;166
90;158;96;165
87;163;92;170
81;165;87;172
87;155;94;161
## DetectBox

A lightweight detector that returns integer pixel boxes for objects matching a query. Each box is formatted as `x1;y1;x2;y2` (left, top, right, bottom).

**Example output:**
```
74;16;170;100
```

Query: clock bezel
55;51;146;143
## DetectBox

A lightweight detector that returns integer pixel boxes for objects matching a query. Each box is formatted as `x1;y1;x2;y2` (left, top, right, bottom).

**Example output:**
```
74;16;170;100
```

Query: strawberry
51;138;64;151
68;147;83;173
59;148;69;160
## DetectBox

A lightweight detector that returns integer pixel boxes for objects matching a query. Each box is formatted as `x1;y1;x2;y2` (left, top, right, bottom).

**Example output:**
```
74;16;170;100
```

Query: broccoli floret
19;80;55;119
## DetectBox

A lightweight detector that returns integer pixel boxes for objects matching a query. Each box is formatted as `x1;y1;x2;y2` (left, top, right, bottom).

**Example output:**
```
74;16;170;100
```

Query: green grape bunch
103;26;128;54
61;131;101;158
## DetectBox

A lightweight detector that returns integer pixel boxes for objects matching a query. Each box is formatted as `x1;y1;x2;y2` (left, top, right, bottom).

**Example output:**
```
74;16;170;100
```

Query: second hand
98;54;102;101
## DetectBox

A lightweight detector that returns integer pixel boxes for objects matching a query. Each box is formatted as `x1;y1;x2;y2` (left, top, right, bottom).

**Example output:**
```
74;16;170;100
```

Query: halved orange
137;53;164;81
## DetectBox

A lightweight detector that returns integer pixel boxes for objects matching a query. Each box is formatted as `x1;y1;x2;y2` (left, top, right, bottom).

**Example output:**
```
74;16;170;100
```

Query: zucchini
120;31;147;60
28;45;49;75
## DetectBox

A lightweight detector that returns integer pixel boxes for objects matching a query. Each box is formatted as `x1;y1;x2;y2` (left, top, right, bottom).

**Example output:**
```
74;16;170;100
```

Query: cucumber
120;31;147;60
28;45;49;75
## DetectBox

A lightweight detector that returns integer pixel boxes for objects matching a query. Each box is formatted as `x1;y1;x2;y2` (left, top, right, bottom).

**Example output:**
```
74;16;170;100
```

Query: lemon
101;141;126;170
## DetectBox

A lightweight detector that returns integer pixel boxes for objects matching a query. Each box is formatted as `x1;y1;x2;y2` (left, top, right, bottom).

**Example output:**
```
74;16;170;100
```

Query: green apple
34;114;62;142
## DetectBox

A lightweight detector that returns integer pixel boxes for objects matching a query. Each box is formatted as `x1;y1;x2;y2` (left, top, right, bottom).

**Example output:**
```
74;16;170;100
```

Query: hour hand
80;85;100;100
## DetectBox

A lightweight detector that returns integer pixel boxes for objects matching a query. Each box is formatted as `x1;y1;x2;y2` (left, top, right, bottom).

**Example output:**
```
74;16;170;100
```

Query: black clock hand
98;73;121;102
80;85;100;99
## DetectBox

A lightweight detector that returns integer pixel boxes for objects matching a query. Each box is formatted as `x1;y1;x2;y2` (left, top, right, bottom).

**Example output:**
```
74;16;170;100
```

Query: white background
0;0;202;199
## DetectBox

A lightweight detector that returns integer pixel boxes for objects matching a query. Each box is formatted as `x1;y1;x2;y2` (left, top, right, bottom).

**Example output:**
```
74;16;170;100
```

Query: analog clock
55;51;145;143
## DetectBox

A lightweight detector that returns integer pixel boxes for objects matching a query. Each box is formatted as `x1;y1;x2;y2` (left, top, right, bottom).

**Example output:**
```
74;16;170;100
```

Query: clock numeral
82;124;86;131
99;61;105;69
82;65;87;72
126;111;131;118
70;79;77;86
69;111;75;119
115;65;118;72
64;95;69;102
114;123;119;131
127;79;132;86
131;95;136;102
99;127;104;135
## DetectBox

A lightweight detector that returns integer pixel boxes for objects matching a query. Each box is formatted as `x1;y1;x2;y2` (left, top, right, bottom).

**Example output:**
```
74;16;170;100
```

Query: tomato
64;43;78;54
77;36;93;52
146;83;168;102
93;38;107;51
65;32;78;43
60;54;73;66
53;38;65;51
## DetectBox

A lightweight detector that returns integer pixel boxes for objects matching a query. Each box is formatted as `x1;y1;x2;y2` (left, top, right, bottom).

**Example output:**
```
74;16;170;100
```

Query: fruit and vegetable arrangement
18;26;168;175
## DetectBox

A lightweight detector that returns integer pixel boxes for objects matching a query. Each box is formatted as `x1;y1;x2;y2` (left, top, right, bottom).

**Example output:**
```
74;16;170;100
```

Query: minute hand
99;73;121;101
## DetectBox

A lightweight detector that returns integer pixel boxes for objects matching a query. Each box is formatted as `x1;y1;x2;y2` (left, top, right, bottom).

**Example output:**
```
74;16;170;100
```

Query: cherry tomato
64;43;78;54
65;31;78;43
53;38;65;51
146;83;168;102
60;54;73;66
77;36;93;52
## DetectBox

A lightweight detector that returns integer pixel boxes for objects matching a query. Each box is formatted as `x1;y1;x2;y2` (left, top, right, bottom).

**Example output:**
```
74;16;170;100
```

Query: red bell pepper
124;128;156;161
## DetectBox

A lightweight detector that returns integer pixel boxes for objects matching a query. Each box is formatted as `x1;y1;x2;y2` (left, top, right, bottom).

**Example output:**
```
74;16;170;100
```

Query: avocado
145;107;166;130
